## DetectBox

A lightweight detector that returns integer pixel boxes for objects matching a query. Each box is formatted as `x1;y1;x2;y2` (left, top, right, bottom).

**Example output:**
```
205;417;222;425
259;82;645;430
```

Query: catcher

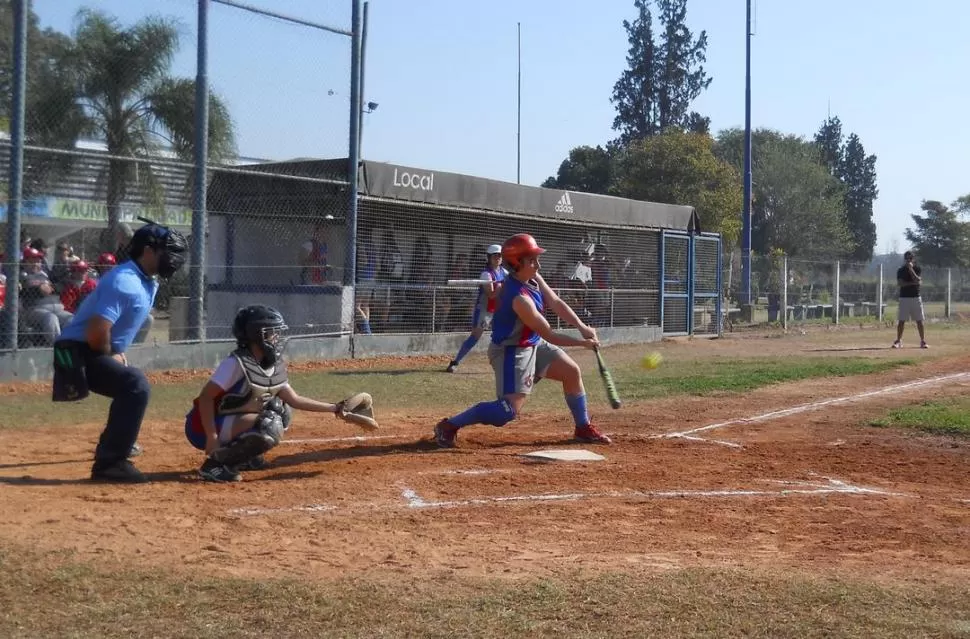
184;304;378;482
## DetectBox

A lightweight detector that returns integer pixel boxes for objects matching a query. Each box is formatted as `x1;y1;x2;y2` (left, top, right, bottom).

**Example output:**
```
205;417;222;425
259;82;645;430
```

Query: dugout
204;159;722;340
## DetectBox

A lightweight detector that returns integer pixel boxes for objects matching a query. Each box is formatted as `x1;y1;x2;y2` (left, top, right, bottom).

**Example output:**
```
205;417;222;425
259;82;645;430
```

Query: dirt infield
1;332;968;587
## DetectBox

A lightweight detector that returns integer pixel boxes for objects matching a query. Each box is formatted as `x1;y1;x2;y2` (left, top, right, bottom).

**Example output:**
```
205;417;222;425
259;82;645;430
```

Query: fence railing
721;255;970;329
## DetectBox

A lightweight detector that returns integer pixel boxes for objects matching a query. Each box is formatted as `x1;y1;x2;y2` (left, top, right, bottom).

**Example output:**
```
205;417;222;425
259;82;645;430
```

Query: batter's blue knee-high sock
453;334;480;364
565;393;590;427
449;399;514;428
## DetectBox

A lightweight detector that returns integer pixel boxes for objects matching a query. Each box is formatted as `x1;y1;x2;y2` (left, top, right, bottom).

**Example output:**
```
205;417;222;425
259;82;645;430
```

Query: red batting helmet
96;252;117;266
22;247;44;261
501;233;546;269
70;260;90;274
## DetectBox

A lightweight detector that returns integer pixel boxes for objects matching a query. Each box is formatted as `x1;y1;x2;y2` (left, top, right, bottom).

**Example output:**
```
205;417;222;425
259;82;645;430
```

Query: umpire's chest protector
217;350;289;415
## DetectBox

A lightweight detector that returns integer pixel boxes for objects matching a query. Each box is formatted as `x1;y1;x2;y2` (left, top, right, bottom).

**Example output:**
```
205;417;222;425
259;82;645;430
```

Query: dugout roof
217;158;702;233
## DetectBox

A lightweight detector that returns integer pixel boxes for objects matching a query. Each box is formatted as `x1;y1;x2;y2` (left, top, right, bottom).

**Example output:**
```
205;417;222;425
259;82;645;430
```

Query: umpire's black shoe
91;459;148;484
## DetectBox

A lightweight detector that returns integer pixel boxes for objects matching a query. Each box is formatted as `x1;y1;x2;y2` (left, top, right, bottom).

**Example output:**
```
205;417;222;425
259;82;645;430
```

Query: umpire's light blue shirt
59;261;158;354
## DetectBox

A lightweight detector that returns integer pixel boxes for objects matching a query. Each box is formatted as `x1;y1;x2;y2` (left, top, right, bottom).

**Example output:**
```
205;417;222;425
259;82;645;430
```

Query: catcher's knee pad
481;399;516;427
264;396;292;431
255;409;285;446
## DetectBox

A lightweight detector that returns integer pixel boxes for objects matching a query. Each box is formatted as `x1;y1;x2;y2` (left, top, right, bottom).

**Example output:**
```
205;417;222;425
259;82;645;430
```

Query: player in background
185;304;355;482
435;233;612;447
445;244;507;373
60;260;98;314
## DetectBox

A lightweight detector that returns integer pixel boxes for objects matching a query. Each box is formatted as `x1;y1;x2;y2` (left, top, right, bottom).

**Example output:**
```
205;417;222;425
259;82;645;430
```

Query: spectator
0;252;6;313
892;250;928;349
49;240;80;292
377;231;405;329
299;220;333;285
19;247;73;346
95;252;118;278
60;260;98;314
355;226;378;334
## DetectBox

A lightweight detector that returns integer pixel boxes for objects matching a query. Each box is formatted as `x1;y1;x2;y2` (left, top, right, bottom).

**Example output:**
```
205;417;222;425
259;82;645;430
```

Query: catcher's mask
127;219;188;279
233;304;289;368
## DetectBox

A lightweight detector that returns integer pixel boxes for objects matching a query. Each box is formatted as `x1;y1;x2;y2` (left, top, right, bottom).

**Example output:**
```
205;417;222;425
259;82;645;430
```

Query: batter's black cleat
91;459;148;484
199;458;241;483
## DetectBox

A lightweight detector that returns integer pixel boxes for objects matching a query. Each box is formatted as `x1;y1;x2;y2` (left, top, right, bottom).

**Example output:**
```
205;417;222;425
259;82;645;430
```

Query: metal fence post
782;256;788;331
833;260;840;325
189;0;210;343
609;289;615;328
877;264;884;321
946;268;952;318
431;286;436;333
1;0;28;351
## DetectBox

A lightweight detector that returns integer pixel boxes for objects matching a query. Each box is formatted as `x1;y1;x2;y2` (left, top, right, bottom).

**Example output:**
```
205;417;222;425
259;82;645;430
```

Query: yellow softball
641;352;663;370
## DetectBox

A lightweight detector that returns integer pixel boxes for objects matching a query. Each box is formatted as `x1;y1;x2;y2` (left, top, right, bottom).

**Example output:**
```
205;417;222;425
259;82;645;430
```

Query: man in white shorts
892;251;927;349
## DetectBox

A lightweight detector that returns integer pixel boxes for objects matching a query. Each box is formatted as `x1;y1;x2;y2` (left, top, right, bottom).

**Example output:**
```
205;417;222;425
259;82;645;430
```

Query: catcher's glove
336;392;379;431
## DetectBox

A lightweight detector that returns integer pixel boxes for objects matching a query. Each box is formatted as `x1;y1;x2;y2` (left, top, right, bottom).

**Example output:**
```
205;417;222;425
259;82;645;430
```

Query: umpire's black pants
57;342;151;468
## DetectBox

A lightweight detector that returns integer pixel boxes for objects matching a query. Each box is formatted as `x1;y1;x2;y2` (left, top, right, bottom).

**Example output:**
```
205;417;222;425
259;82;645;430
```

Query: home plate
521;449;606;462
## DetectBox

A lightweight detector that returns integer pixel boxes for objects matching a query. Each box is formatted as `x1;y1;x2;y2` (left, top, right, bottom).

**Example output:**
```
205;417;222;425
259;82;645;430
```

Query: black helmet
127;219;188;279
232;305;288;367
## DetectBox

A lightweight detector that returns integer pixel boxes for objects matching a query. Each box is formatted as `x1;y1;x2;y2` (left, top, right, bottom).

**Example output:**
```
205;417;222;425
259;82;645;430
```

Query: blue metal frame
690;233;723;335
661;230;691;336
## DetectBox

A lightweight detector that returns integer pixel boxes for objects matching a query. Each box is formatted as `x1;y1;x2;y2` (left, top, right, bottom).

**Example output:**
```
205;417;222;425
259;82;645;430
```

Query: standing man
893;250;928;349
52;221;188;483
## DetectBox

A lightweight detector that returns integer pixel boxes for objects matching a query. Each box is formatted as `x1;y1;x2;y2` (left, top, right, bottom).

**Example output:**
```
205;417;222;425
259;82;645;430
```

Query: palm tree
70;9;236;251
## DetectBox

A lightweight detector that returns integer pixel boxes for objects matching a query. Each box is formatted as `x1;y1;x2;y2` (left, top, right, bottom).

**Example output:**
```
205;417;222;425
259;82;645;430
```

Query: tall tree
541;145;612;194
716;128;850;258
611;0;658;145
838;133;878;262
70;9;236;250
813;116;842;176
904;199;970;267
0;3;88;195
612;130;741;244
610;0;711;146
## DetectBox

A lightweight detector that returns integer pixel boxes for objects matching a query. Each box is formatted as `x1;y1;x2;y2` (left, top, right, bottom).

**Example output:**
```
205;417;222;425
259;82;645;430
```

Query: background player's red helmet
96;252;117;266
502;233;546;269
22;247;44;261
70;260;90;274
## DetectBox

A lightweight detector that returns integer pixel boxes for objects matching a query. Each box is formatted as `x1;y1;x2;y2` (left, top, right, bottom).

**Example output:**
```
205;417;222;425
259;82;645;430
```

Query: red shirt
61;279;98;313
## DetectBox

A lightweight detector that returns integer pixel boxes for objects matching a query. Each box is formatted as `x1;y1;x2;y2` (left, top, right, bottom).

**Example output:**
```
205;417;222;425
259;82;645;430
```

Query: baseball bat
593;347;622;410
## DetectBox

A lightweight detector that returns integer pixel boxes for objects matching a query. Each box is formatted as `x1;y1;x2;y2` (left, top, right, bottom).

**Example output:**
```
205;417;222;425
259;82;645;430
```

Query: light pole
741;0;753;306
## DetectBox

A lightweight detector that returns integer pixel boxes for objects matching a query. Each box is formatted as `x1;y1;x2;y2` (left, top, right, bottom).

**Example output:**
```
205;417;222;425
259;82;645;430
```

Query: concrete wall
0;326;662;383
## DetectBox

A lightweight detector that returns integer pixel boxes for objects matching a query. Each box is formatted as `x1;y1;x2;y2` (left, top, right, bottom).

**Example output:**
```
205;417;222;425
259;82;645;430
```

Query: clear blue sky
35;0;969;255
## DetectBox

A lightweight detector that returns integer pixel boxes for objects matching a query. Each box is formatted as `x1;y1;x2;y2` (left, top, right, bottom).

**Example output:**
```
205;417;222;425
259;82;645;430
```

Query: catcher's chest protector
217;349;289;415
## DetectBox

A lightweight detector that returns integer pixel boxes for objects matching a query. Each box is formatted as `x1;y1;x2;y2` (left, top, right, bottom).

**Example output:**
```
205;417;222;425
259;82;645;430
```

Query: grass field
1;322;968;638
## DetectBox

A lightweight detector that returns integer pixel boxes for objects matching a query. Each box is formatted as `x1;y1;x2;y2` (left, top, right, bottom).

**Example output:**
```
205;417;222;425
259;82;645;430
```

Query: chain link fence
1;0;355;348
722;253;970;331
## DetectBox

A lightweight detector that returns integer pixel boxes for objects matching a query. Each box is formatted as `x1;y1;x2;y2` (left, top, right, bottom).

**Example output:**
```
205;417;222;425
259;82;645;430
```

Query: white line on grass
657;371;970;442
228;477;906;517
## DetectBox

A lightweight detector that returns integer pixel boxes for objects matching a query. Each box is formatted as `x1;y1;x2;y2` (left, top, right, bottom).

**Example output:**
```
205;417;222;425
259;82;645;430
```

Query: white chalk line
228;476;906;517
281;434;409;445
657;371;970;442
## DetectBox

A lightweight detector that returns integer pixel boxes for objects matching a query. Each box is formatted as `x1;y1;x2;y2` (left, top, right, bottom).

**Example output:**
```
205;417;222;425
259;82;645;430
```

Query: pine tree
813;116;843;176
838;134;878;262
904;200;970;267
611;0;711;146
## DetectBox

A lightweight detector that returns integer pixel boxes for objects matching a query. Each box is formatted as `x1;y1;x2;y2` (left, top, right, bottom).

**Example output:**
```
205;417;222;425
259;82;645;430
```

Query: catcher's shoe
237;454;267;471
199;458;241;483
434;419;459;448
574;424;612;445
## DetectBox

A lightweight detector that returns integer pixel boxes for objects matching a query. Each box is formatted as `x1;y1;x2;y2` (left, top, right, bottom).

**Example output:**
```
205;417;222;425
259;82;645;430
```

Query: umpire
52;221;188;483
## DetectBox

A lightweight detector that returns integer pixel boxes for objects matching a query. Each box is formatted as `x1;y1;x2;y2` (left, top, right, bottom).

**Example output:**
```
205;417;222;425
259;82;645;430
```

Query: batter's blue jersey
490;276;543;347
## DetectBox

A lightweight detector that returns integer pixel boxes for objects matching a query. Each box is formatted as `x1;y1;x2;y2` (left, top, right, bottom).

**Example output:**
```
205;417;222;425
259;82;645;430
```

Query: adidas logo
554;192;574;214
